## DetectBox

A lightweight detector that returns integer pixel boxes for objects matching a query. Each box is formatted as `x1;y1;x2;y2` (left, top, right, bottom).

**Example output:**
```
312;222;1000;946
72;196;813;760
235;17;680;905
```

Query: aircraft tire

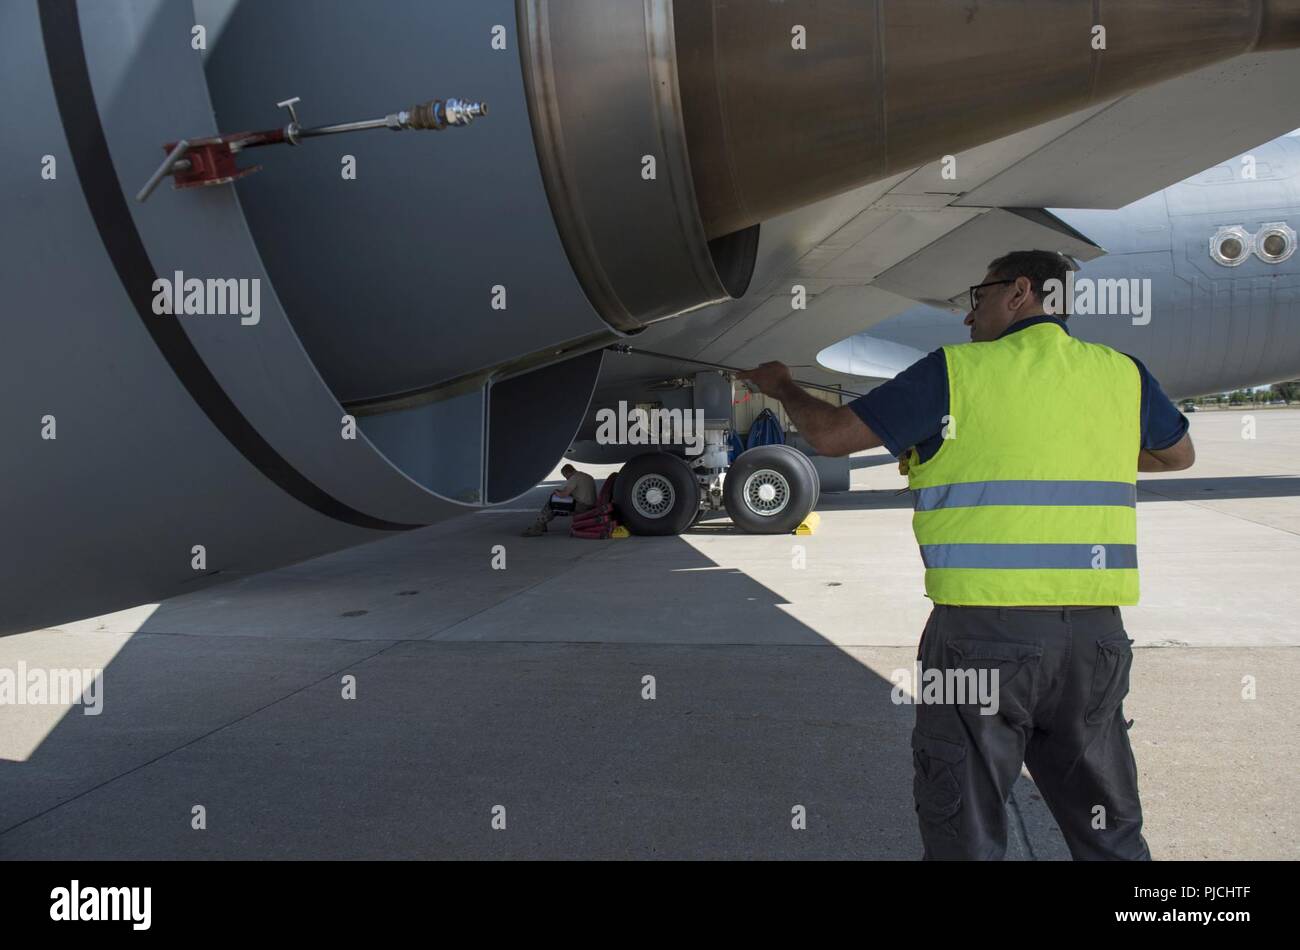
724;445;817;535
614;453;702;536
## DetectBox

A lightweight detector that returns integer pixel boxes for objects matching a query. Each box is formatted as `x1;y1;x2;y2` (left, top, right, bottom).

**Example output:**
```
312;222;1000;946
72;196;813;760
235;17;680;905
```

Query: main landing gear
613;442;819;537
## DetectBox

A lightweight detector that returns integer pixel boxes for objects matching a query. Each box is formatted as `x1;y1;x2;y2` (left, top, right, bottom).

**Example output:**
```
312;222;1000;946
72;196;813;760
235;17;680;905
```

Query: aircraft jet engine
3;0;1298;634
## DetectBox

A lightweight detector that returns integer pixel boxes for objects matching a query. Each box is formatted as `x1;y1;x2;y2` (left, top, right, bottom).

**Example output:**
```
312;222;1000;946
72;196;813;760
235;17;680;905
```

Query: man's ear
1013;276;1034;311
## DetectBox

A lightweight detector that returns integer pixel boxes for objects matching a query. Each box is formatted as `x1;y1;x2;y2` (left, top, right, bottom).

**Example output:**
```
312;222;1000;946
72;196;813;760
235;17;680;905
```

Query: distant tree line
1186;380;1300;407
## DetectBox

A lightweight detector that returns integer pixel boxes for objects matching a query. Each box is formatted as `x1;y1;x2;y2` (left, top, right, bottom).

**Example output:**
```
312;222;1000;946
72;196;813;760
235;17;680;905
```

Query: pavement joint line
400;639;894;649
1137;483;1300;538
59;629;432;644
381;640;1300;650
83;635;1300;651
0;637;405;840
25;634;1300;653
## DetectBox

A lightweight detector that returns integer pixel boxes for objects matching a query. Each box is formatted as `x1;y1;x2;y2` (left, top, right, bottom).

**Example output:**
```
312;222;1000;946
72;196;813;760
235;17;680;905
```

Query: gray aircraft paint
825;133;1300;399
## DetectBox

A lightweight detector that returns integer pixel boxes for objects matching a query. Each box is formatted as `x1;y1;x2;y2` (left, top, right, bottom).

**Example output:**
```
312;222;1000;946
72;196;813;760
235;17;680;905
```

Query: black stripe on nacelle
38;0;421;532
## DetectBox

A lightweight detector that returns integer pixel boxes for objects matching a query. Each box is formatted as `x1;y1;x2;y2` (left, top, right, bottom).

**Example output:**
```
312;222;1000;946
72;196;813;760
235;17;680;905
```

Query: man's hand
736;361;795;398
735;360;883;457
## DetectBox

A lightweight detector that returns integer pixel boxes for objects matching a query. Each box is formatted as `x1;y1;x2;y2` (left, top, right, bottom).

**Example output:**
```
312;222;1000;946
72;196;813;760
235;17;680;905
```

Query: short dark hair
561;463;576;475
986;250;1070;307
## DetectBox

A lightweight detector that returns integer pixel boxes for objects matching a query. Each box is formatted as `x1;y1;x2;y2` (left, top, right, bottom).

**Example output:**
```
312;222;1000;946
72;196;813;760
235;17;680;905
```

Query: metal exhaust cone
674;0;1300;239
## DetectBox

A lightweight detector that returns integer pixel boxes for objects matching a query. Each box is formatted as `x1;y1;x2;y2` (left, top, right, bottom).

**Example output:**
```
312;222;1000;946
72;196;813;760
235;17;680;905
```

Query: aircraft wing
604;48;1300;393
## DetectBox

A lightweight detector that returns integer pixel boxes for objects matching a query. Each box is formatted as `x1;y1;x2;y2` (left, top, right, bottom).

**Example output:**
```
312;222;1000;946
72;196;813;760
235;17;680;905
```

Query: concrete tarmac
1;409;1296;859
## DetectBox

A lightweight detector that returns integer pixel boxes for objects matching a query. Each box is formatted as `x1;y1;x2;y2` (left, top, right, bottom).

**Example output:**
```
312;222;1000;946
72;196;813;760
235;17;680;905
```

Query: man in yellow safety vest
740;250;1195;860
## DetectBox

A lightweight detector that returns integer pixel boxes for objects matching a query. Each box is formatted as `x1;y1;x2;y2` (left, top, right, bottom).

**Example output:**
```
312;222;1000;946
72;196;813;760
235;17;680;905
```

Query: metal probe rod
138;96;489;201
294;98;489;140
605;345;865;400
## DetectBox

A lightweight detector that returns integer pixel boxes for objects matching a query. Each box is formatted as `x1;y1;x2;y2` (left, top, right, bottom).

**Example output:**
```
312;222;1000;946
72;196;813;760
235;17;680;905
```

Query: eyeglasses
969;279;1016;311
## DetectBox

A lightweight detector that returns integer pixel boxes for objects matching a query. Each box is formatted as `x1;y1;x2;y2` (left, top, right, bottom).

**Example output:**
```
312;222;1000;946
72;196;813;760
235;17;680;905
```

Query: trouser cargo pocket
1085;632;1134;725
912;729;965;838
944;637;1043;726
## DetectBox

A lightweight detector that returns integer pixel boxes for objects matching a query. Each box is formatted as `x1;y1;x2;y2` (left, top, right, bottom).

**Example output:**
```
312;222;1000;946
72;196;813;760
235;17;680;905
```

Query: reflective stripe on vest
913;479;1137;512
920;543;1138;570
905;323;1141;607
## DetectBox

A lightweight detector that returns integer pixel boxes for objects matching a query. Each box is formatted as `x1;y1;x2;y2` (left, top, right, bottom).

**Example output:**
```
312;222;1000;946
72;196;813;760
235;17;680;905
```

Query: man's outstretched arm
1130;357;1195;473
737;362;883;457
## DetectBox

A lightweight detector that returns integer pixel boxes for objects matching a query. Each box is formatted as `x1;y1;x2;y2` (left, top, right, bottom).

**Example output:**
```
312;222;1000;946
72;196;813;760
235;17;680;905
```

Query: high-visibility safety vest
906;321;1141;606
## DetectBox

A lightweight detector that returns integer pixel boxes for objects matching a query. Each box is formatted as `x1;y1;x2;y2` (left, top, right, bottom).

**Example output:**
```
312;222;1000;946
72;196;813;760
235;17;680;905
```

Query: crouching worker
522;464;597;536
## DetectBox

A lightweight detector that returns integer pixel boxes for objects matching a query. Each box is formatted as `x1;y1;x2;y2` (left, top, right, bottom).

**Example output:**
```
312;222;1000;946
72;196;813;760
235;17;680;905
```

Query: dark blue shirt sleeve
846;349;949;457
1127;355;1189;451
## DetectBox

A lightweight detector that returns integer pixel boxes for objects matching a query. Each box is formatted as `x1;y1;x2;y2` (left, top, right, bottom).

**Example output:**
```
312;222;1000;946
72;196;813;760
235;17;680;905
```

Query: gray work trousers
911;604;1151;861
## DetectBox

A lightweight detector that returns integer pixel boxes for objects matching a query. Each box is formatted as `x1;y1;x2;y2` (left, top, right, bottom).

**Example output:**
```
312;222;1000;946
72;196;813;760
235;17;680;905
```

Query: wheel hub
742;469;790;516
631;474;676;519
